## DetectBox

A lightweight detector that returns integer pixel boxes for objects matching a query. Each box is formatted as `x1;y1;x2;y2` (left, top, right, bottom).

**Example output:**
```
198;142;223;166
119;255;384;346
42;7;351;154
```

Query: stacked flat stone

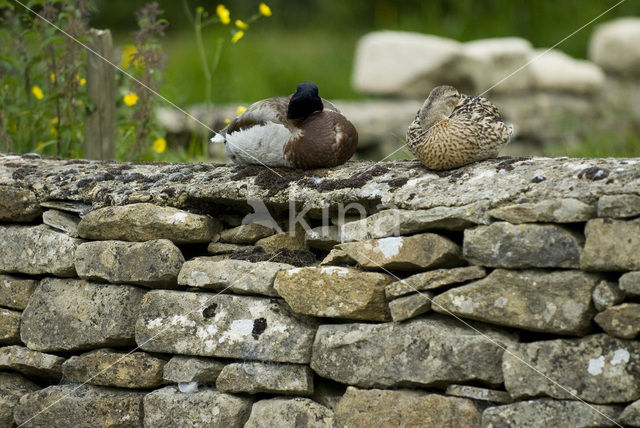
0;154;639;427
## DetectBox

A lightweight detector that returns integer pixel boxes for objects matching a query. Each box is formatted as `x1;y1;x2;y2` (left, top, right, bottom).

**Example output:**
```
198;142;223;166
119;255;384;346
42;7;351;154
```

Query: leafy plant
0;0;94;157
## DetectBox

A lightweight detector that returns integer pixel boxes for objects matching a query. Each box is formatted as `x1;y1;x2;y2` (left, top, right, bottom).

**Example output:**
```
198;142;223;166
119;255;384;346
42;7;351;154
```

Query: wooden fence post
84;28;115;160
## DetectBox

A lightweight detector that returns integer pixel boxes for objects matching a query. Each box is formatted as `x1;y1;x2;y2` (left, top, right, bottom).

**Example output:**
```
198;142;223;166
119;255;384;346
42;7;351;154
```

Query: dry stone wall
0;153;639;427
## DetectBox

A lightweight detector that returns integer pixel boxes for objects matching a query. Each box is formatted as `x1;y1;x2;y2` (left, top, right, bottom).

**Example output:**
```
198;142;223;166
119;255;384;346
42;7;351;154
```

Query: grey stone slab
503;334;640;403
75;239;184;288
216;362;314;395
0;346;65;381
463;222;583;268
581;218;640;271
311;314;516;388
0;275;38;310
136;290;318;364
21;278;145;352
143;386;252;428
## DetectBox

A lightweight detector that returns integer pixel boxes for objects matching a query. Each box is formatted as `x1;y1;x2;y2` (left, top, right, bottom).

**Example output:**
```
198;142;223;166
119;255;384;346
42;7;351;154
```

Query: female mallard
406;85;512;170
211;82;358;169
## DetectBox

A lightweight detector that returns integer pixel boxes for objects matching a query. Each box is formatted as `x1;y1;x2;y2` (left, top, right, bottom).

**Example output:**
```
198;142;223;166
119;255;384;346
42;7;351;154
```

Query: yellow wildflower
259;3;272;17
236;105;247;115
50;117;59;136
153;137;167;154
235;19;248;30
78;77;86;86
224;118;231;125
231;30;244;43
50;73;56;83
216;4;230;24
120;44;138;68
36;141;44;150
123;93;138;106
31;85;44;100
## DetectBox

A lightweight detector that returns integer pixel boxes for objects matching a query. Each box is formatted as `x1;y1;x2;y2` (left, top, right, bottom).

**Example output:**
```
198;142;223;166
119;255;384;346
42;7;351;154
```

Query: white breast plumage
225;122;293;167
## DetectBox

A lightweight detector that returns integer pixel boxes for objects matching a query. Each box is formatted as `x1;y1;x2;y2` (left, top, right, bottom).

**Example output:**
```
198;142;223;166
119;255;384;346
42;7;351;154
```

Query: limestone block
143;386;253;428
178;258;293;296
337;234;463;272
463;37;534;93
589;17;640;75
62;349;166;389
274;266;392;321
216;362;314;395
432;269;599;335
163;355;225;384
620;399;640;427
488;198;595;223
463;222;583;268
0;225;81;277
529;49;604;94
0;345;65;381
42;209;80;236
77;203;221;243
0;308;21;345
136;290;318;364
352;31;475;97
0;372;39;427
597;194;640;218
445;384;512;404
0;186;41;222
388;292;432;322
0;274;38;310
503;334;640;403
592;280;626;311
244;397;333;428
311;315;516;388
21;278;145;351
385;265;487;299
75;239;184;288
340;204;489;242
14;385;144;427
581;218;640;271
305;225;341;250
334;387;481;428
594;303;640;339
621;272;640;297
482;399;622;428
219;223;275;243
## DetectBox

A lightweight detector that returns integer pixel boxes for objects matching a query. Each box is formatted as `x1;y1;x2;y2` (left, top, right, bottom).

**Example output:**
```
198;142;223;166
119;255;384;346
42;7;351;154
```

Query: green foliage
0;0;94;156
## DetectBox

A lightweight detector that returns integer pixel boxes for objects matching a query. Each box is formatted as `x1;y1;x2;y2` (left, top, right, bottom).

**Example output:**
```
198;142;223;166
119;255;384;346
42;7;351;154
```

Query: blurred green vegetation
90;0;640;105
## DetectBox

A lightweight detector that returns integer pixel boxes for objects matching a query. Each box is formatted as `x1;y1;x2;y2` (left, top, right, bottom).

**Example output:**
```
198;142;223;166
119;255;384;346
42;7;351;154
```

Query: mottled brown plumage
407;85;512;170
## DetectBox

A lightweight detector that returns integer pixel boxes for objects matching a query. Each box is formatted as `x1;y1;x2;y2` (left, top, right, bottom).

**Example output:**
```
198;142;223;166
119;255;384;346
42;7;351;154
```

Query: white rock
352;31;473;97
529;48;604;94
589;17;640;75
463;37;534;93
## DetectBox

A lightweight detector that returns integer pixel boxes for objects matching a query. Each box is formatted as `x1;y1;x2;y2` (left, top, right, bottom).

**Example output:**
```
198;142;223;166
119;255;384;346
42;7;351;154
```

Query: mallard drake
211;82;358;169
406;85;512;170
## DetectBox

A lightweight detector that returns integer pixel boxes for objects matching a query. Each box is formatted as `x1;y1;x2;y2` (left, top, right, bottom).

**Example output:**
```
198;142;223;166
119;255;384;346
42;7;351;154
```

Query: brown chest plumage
284;111;358;169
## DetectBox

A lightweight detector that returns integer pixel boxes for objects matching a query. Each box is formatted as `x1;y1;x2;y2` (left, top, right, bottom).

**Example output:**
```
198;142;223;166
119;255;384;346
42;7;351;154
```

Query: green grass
160;28;361;107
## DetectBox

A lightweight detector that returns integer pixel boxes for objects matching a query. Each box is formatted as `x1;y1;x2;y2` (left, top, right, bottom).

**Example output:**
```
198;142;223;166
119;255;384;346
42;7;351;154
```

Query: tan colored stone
255;231;307;252
337;234;463;272
0;346;65;381
432;269;599;335
334;387;481;428
385;266;486;299
14;385;144;427
0;308;20;345
244;397;333;428
0;186;41;222
75;239;185;288
0;274;38;310
219;223;276;244
488;198;595;223
77;203;221;243
275;266;392;321
62;348;166;389
216;362;314;395
0;372;39;427
594;303;640;339
581;218;640;271
388;292;432;322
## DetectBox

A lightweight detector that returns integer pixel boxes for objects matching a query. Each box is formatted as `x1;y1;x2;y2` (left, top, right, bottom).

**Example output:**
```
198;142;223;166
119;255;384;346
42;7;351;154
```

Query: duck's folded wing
225;96;289;134
452;95;503;121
